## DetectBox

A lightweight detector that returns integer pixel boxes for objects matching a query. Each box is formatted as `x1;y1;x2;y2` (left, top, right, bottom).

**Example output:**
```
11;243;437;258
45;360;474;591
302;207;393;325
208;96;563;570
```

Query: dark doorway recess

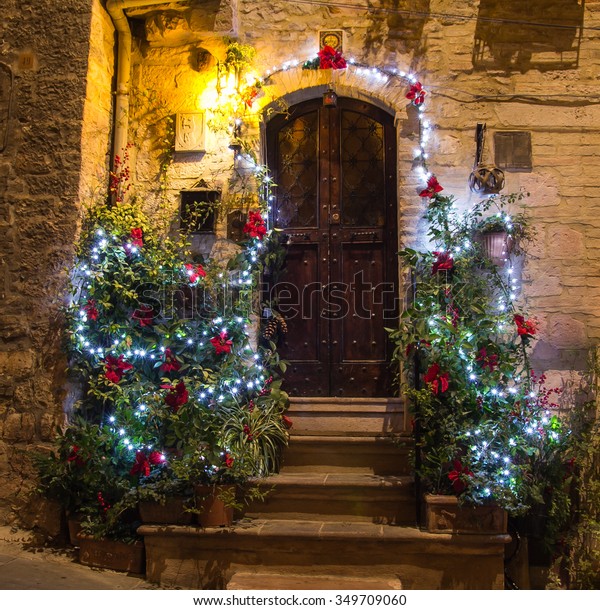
266;97;398;397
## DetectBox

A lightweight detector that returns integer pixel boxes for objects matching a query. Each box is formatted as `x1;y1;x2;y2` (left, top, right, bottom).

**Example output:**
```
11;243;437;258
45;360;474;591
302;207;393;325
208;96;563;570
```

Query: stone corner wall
0;0;109;526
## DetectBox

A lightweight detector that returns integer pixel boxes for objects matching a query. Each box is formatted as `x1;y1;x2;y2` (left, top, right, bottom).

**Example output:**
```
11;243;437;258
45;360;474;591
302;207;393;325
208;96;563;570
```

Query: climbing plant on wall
388;181;575;515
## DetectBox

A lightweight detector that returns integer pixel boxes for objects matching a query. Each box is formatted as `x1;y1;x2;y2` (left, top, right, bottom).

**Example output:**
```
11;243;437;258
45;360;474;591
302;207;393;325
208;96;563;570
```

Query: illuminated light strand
255;57;433;185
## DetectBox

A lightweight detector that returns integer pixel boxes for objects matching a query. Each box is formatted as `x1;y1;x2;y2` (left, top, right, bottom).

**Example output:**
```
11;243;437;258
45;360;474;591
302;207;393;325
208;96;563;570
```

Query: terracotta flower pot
194;484;235;527
424;493;507;534
77;534;145;574
138;496;194;525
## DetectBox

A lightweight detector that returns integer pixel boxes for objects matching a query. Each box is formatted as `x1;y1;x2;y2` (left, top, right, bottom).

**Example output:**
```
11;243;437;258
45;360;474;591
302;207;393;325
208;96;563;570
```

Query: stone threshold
139;518;511;550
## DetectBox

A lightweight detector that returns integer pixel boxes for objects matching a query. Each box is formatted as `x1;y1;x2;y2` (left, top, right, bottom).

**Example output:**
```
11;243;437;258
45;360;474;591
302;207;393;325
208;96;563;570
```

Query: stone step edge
288;434;412;443
256;474;414;488
290;397;402;405
139;520;511;548
227;571;403;590
287;405;404;414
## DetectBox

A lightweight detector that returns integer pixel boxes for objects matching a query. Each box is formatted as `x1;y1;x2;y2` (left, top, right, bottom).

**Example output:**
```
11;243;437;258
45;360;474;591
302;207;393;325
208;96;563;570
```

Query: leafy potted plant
470;195;533;267
34;418;131;545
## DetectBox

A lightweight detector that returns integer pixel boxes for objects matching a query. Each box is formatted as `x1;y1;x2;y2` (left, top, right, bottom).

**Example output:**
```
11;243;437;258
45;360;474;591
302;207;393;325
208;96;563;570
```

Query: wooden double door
266;97;398;397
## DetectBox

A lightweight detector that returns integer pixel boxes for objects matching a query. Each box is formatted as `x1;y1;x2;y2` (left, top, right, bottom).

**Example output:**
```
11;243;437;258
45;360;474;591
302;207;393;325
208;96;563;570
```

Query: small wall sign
319;30;344;53
175;112;206;152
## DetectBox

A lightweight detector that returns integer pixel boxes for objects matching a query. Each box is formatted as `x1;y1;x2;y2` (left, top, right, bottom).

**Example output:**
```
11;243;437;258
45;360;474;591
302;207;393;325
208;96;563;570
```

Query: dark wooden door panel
267;98;397;397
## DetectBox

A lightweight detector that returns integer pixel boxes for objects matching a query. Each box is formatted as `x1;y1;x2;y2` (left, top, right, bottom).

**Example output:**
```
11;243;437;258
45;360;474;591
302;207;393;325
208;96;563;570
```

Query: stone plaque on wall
175;112;205;152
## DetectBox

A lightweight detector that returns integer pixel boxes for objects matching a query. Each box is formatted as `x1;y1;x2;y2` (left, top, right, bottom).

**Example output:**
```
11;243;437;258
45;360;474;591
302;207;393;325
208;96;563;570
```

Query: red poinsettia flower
476;347;499;372
67;445;85;467
130;228;143;248
184;262;207;284
406;81;427;106
242;210;267;240
104;354;133;384
282;415;293;429
160;348;181;372
514;314;537;338
130;451;151;477
318;45;347;70
148;451;165;466
210;331;233;355
161;381;189;413
83;299;99;321
132;304;154;327
224;453;234;468
424;362;449;395
448;459;474;494
431;251;454;274
419;175;443;198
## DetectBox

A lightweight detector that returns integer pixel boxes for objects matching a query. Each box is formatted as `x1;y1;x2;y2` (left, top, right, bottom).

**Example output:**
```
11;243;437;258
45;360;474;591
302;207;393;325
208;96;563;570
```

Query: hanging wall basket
468;165;505;194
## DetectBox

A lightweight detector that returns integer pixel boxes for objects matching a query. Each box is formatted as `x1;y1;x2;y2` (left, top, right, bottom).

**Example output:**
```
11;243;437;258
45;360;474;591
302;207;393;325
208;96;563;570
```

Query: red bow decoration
318;45;347;70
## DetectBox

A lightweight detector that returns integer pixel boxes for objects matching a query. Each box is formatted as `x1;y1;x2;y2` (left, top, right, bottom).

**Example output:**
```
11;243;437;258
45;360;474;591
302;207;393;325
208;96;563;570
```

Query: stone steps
140;519;509;590
247;472;415;524
139;397;508;589
281;434;412;475
286;397;405;436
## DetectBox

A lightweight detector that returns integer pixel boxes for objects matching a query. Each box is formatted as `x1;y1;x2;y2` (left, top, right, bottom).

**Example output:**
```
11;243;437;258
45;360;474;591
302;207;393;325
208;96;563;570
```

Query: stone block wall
0;0;111;525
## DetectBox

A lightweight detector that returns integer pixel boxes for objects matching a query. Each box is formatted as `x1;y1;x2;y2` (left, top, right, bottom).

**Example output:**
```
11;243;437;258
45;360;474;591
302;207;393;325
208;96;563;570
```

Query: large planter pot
77;534;145;574
424;494;507;534
194;484;235;528
139;497;194;525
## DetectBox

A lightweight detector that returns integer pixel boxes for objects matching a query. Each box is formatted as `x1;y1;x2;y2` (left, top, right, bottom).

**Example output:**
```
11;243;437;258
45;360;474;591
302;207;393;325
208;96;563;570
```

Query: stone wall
0;0;106;525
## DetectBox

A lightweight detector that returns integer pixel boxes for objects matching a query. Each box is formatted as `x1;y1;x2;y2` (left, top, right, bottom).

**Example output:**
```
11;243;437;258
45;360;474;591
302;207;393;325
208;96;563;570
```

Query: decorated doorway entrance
266;97;398;397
